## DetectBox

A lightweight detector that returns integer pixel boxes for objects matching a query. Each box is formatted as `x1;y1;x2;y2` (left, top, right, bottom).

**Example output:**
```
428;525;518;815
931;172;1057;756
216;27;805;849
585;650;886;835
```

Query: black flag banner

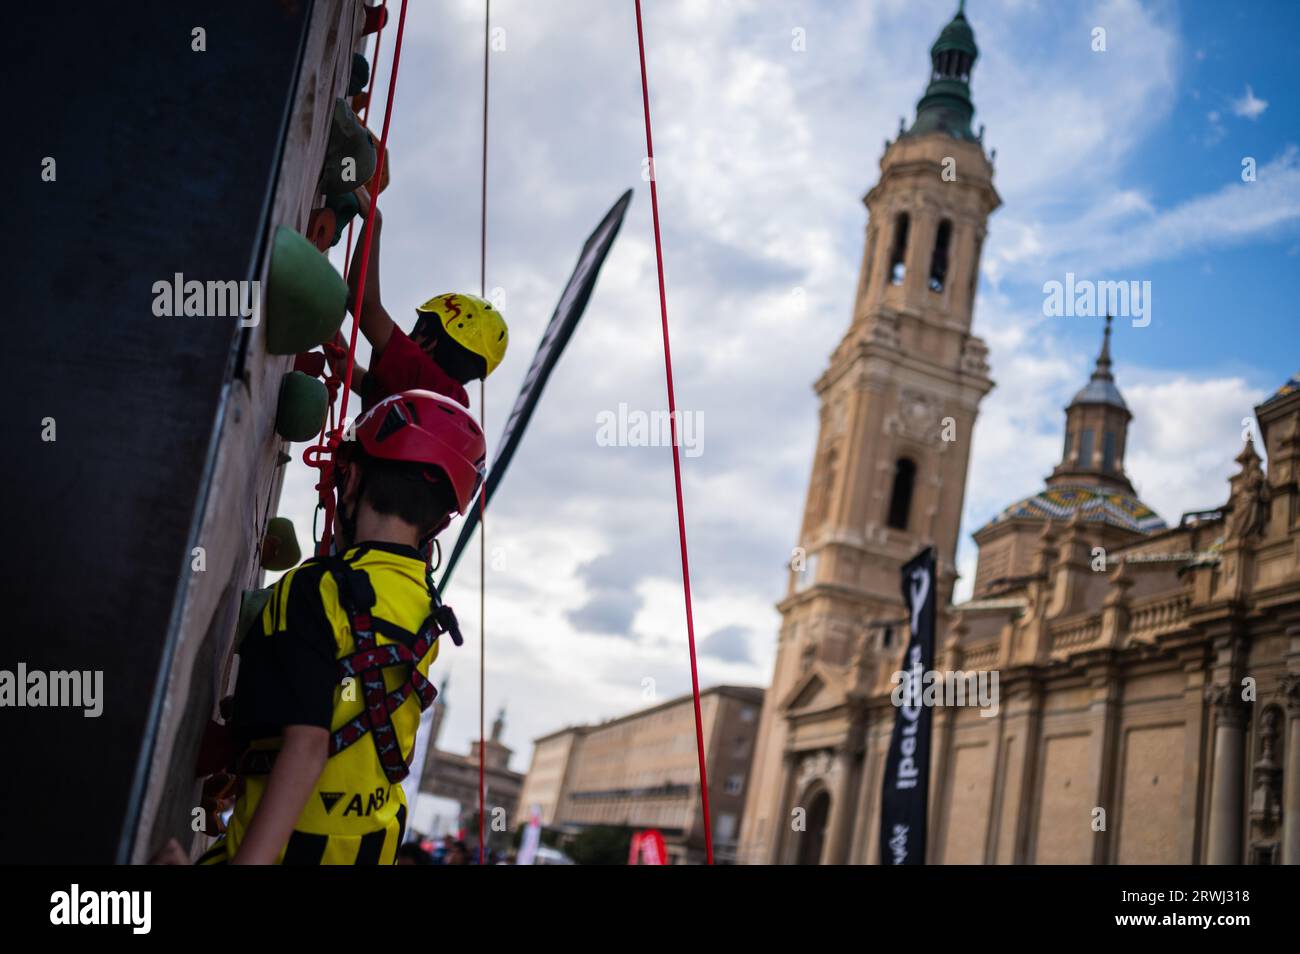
438;189;633;591
879;546;937;865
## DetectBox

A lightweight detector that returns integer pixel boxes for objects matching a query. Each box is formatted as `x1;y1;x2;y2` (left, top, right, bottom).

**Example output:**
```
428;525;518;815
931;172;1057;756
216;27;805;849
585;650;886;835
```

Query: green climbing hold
264;226;347;354
236;587;273;648
261;516;302;572
324;191;361;248
349;52;370;97
275;371;328;442
321;97;377;196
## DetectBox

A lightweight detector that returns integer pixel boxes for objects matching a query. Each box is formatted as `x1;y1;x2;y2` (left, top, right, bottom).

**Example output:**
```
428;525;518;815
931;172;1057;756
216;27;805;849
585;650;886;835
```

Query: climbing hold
361;3;387;36
293;350;327;378
276;450;293;467
264;226;347;354
320;97;376;196
324;191;361;248
349;52;370;97
261;516;302;572
305;206;338;253
198;773;236;835
275;371;328;442
194;721;236;781
236;587;273;648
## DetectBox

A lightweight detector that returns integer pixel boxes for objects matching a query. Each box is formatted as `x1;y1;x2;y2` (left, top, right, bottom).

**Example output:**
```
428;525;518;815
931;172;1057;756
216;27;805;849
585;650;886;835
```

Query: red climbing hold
362;3;388;36
293;350;327;378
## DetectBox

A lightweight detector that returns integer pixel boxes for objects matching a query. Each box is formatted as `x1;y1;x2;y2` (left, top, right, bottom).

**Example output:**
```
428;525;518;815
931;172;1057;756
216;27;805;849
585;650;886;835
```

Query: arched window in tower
968;236;983;301
1102;431;1116;473
1079;428;1094;468
807;445;838;529
928;219;952;292
886;457;916;531
860;223;878;300
889;212;909;285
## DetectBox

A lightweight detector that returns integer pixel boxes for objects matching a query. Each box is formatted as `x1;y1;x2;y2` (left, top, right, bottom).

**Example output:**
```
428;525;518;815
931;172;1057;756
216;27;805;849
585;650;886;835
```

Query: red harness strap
324;560;442;784
237;559;445;783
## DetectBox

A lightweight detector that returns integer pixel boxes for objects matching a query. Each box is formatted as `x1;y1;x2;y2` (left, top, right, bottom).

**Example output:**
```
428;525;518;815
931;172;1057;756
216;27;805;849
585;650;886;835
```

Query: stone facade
739;5;997;865
517;686;764;864
418;697;524;847
737;7;1300;865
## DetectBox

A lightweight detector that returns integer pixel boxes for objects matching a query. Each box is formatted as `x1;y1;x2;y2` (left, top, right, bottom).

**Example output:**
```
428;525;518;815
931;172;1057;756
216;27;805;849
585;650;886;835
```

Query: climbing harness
237;554;460;783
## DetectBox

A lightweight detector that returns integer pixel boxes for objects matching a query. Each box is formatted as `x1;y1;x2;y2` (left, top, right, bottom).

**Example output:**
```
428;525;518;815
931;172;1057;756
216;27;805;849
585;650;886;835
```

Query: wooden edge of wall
129;0;364;864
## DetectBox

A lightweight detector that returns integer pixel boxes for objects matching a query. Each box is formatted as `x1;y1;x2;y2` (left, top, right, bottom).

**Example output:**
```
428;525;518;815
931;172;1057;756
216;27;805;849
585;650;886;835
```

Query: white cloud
1123;375;1267;520
1231;84;1268;120
986;146;1300;281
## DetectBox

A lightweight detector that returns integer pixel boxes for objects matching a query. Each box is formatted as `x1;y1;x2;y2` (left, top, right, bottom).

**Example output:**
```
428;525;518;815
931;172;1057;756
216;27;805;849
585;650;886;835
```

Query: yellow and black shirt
200;542;438;865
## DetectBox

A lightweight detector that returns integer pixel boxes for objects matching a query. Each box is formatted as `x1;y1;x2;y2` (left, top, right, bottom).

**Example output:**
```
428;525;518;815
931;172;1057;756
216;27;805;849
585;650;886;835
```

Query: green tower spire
906;3;980;141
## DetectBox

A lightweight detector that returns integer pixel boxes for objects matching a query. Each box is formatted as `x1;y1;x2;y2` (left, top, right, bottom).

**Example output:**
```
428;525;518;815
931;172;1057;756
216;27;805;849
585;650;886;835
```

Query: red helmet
348;390;485;514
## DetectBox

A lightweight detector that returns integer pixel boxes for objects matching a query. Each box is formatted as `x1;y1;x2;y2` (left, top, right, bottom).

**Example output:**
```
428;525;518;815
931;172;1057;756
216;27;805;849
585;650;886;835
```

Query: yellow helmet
415;292;508;378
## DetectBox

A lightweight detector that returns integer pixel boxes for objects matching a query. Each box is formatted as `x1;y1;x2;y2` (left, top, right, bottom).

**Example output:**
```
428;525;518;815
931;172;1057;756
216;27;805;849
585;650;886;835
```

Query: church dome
931;10;978;58
1068;315;1129;412
1070;375;1129;411
906;3;981;142
1261;371;1300;406
986;484;1166;534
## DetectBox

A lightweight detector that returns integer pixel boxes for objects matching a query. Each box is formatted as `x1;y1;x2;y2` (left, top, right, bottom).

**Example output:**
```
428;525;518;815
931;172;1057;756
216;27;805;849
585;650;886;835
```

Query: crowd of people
396;836;512;866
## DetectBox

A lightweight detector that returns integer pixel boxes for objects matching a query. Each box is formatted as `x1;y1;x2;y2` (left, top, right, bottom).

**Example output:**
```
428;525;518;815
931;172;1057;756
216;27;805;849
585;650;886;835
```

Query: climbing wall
6;0;363;863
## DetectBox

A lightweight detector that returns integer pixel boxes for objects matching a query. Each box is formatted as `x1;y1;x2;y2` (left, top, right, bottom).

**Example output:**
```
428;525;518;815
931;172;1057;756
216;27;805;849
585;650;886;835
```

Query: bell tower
739;3;1000;864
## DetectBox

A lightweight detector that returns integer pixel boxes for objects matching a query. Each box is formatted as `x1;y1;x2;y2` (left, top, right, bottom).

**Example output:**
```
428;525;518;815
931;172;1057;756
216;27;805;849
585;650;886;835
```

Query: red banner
628;829;667;865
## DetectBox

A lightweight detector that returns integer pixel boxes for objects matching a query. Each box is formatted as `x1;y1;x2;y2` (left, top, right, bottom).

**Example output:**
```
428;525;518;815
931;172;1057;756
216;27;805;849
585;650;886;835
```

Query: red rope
477;0;490;868
337;0;408;452
339;1;388;284
312;0;411;555
633;0;713;864
307;5;389;556
475;0;488;868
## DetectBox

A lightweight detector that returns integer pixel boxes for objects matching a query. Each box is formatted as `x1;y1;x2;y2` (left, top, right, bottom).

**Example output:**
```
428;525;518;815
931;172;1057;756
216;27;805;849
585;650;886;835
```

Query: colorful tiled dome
987;484;1166;534
1262;372;1300;406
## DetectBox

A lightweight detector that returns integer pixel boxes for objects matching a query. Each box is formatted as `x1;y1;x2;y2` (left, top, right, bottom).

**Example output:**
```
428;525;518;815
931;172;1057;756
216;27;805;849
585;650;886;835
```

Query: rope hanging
634;0;714;864
304;0;410;556
307;1;389;529
477;0;491;867
295;0;710;867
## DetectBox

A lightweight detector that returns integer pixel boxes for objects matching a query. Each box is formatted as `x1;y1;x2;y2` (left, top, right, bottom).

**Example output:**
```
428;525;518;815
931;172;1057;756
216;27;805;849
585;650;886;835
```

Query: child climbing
196;389;486;865
336;186;509;413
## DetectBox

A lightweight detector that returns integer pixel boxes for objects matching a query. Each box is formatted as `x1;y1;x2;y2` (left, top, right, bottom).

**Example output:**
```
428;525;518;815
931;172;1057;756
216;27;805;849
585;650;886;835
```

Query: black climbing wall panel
4;0;313;863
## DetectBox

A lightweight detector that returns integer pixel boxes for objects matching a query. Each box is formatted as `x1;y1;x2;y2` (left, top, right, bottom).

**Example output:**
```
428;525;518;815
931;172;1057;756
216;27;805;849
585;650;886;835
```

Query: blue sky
277;0;1300;771
995;0;1299;382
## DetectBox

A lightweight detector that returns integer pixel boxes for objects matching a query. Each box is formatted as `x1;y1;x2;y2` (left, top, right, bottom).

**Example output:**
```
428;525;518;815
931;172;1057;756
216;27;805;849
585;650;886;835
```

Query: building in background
739;4;997;864
517;686;765;864
739;5;1300;865
415;681;524;851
